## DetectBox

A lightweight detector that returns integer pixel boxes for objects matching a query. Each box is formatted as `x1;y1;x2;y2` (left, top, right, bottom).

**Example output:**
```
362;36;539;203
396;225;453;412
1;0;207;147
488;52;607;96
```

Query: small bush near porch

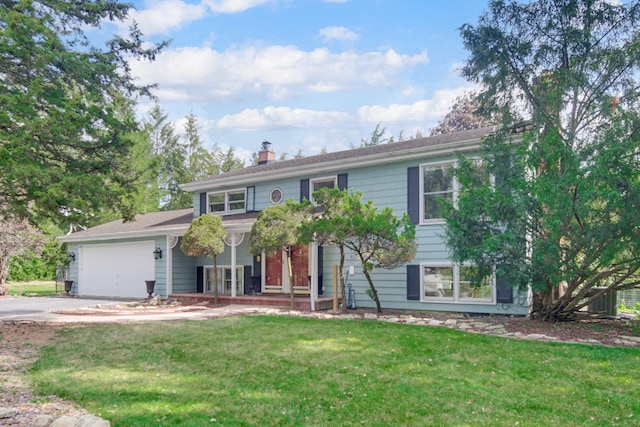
31;316;638;426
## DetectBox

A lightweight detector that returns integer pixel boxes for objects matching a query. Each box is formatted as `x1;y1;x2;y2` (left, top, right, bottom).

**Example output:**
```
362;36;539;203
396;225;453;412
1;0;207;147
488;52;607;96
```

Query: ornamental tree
249;199;313;309
303;189;416;313
299;188;351;312
445;0;640;321
181;215;226;304
0;1;166;225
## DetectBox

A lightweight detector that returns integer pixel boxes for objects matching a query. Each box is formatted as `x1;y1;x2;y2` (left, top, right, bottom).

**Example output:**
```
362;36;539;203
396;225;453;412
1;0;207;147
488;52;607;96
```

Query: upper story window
310;176;337;203
421;159;489;223
208;189;246;214
422;163;454;222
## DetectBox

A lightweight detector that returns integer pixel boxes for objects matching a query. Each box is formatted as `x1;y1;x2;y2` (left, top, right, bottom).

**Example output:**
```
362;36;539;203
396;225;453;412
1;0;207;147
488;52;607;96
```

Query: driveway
0;296;129;322
0;296;264;323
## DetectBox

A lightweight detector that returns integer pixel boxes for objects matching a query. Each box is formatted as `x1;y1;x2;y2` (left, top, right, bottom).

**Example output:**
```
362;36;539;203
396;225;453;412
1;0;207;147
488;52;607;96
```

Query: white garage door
78;241;155;298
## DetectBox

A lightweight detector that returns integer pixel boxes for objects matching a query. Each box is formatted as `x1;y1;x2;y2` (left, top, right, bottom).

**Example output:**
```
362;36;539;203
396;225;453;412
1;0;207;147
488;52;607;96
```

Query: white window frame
420;262;495;304
207;188;246;215
420;161;456;224
205;265;244;295
310;176;337;204
420;158;492;224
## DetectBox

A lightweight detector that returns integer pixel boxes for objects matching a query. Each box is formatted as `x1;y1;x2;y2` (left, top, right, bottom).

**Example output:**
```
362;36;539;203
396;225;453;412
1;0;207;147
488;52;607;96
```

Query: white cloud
357;87;470;123
126;0;207;36
319;26;359;43
130;45;428;102
202;0;275;13
216;107;350;130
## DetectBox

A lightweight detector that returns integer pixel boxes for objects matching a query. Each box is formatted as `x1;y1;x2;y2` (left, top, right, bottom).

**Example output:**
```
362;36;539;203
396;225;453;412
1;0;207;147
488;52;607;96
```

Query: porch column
224;232;245;298
166;235;180;296
310;242;318;311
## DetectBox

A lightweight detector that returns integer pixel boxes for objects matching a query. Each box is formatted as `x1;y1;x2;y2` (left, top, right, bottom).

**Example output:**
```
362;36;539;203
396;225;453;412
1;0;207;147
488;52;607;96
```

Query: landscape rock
0;408;17;419
33;414;56;426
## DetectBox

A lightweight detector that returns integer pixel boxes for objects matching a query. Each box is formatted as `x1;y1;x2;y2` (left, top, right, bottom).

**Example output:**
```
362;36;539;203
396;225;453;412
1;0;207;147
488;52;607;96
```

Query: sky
101;0;492;162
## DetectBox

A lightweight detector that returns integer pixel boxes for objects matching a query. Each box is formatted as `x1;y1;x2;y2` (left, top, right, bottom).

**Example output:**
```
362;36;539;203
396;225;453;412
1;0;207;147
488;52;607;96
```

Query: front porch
169;293;336;311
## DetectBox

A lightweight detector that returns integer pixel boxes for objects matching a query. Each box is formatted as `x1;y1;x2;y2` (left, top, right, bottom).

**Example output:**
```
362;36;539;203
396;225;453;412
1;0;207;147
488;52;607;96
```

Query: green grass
5;280;57;296
30;316;639;426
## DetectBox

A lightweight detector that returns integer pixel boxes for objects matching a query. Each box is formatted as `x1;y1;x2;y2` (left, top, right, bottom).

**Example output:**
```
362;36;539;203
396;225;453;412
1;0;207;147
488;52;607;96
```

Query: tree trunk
286;248;295;310
0;256;9;285
362;267;382;313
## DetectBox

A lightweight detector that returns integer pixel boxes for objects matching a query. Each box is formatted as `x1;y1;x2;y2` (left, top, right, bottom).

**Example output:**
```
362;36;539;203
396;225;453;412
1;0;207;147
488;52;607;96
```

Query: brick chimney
258;141;275;165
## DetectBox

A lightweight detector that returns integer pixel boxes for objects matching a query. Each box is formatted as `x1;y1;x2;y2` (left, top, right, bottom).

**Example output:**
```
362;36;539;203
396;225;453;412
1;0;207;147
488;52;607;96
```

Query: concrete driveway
0;296;264;323
0;296;130;322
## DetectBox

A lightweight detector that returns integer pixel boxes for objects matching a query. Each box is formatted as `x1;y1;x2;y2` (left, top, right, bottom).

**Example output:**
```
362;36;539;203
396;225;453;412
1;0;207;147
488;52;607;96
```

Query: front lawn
31;316;639;426
4;281;57;296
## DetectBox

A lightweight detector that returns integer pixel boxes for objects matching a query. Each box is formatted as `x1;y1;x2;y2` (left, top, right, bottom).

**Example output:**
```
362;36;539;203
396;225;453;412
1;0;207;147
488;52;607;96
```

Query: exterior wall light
68;251;76;263
153;247;163;260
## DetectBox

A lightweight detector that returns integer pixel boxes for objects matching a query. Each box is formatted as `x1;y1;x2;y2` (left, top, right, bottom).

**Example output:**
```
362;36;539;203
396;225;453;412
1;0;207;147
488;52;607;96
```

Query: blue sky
106;0;491;162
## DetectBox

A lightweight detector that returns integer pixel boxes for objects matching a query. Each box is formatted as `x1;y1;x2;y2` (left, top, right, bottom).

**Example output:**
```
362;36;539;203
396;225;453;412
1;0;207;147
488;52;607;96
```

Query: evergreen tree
0;0;165;224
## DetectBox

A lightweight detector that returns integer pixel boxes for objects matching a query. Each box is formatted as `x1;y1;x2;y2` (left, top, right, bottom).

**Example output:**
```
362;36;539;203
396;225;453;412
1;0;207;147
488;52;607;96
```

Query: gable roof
59;208;194;243
181;126;497;192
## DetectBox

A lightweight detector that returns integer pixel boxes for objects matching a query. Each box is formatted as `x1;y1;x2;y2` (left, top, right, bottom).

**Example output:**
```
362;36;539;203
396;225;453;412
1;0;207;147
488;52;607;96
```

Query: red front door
263;245;309;294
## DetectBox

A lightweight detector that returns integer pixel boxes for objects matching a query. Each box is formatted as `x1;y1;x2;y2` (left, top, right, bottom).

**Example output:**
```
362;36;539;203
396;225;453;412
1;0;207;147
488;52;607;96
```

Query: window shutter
199;193;207;216
196;266;204;293
300;179;310;201
496;273;513;304
407;167;420;224
407;264;420;300
337;173;348;190
252;255;262;294
243;265;252;294
317;245;324;295
246;186;255;212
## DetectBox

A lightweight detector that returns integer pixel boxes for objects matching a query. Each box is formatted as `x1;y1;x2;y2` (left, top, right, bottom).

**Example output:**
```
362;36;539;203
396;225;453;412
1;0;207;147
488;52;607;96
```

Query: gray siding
172;238;197;293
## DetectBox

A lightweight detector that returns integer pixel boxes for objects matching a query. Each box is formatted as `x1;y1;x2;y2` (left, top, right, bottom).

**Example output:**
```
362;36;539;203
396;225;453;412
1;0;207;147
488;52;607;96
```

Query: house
59;127;530;315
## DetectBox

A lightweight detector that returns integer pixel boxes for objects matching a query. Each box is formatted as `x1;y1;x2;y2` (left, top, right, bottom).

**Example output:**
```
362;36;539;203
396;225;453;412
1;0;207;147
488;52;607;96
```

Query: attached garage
78;241;155;299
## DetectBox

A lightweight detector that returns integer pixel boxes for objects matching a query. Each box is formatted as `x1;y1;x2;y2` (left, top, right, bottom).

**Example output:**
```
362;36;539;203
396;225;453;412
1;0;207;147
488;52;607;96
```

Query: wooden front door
263;245;310;294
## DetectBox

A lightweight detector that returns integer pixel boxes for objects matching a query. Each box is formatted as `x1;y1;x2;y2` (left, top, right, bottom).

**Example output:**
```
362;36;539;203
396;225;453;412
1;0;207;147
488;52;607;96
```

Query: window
421;264;494;303
205;266;244;295
208;189;246;214
310;176;337;203
421;159;489;223
270;188;283;205
422;163;454;222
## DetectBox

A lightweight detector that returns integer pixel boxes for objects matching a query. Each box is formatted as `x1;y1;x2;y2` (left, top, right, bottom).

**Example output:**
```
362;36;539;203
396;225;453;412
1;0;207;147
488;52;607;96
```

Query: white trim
58;227;189;243
181;137;487;192
269;187;283;205
309;176;337;203
166;235;173;295
207;188;247;215
203;265;244;295
420;262;496;305
419;161;456;225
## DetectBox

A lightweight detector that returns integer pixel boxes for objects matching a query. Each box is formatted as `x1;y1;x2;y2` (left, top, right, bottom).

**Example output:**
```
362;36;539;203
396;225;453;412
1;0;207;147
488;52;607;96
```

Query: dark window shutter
496;273;513;304
337;173;348;190
317;245;324;295
407;264;420;300
196;266;204;293
199;193;207;216
246;186;255;212
300;179;310;201
252;255;262;294
407;167;420;224
243;265;252;294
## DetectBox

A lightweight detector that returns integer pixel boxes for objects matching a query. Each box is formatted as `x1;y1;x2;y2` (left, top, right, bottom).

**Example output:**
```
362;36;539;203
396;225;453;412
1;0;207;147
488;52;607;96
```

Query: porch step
170;293;336;311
